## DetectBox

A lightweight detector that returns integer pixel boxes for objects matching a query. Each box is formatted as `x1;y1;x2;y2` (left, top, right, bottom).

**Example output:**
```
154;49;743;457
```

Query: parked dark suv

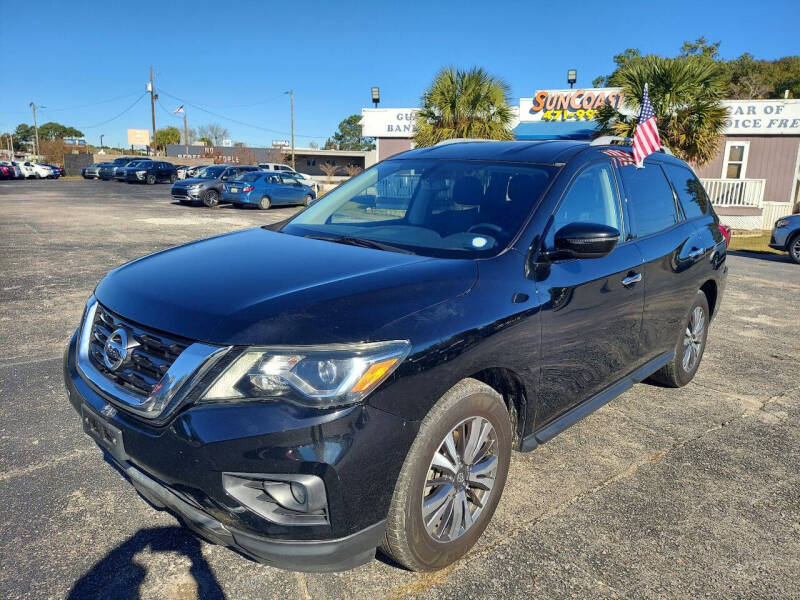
125;161;178;184
64;139;727;573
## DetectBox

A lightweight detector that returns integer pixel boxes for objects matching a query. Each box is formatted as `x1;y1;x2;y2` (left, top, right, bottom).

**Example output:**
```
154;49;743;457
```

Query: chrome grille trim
76;296;230;420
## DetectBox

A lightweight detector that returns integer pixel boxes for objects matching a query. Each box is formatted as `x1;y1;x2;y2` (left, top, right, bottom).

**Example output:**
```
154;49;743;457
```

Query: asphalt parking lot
1;179;798;600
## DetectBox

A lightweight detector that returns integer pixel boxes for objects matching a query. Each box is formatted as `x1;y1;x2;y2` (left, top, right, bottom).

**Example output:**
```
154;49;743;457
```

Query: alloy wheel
791;237;800;262
422;416;498;542
682;305;706;372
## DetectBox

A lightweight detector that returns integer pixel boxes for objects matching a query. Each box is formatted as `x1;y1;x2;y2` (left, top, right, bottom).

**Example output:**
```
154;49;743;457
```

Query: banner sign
519;88;625;122
361;108;419;138
721;100;800;135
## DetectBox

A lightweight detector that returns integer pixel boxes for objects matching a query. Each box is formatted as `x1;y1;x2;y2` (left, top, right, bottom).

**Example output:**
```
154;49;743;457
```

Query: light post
285;90;295;169
100;134;104;149
371;87;380;108
567;69;577;89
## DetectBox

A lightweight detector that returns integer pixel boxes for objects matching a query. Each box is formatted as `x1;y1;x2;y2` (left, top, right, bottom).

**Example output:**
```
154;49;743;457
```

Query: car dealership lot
1;180;798;600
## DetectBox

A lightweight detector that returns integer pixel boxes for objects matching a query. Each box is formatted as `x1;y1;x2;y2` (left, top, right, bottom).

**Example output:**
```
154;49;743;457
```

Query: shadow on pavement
727;249;792;263
67;526;226;600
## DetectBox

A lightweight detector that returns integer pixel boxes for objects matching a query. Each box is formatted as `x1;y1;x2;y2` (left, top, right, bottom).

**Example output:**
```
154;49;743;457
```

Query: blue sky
1;0;796;147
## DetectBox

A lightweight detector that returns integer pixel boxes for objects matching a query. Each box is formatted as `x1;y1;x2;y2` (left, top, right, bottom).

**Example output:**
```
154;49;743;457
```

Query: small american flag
173;105;184;114
632;84;660;168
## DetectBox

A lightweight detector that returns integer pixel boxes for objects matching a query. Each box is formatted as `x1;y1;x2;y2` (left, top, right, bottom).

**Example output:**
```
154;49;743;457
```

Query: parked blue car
222;172;316;209
769;213;800;264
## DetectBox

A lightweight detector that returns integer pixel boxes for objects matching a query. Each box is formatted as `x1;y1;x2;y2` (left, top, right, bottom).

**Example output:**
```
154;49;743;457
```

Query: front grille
171;188;188;197
88;304;189;397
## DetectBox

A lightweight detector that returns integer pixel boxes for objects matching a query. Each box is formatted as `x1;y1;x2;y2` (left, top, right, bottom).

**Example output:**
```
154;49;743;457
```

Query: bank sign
519;88;625;122
722;99;800;135
361;108;419;138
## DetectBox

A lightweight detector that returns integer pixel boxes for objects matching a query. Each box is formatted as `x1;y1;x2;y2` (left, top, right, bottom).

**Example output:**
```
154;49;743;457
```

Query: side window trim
618;159;684;241
660;164;686;222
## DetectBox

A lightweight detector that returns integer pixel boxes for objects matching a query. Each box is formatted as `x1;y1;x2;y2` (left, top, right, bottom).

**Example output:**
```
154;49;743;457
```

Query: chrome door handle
688;247;705;259
621;273;642;287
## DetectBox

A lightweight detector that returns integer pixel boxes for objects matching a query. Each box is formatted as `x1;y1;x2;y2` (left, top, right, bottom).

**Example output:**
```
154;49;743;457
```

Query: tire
169;174;177;183
303;194;313;206
202;189;220;208
258;196;271;210
145;174;156;185
787;233;800;265
649;290;710;388
381;378;512;571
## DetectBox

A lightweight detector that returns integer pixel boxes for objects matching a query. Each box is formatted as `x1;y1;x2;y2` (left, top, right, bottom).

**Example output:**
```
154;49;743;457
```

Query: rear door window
663;164;709;219
619;162;679;237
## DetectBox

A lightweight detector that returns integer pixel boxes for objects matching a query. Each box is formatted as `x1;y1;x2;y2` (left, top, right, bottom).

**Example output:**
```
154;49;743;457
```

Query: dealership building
362;91;800;229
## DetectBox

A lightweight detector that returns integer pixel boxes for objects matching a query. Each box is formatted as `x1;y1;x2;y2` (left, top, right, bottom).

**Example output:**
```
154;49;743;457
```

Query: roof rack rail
590;135;673;156
433;138;494;146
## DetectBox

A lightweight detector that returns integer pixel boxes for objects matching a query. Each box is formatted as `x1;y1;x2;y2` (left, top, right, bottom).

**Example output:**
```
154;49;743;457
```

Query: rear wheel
788;233;800;265
303;194;313;206
649;290;710;387
169;174;177;183
146;174;156;185
381;378;511;571
202;189;220;207
258;196;271;210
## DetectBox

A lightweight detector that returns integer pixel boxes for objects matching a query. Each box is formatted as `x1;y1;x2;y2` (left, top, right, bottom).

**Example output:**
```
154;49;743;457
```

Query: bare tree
319;161;340;183
345;164;363;178
198;123;229;145
235;148;258;165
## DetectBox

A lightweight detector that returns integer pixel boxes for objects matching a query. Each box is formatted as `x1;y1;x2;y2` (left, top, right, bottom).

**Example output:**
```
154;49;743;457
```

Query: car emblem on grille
103;327;139;371
100;404;117;419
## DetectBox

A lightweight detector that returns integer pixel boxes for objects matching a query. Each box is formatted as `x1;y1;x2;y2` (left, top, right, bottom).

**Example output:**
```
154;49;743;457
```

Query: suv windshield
195;166;226;179
282;159;555;257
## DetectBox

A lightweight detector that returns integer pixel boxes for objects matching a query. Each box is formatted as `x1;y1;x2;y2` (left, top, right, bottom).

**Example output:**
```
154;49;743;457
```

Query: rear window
663;164;709;219
619;163;679;237
239;172;263;182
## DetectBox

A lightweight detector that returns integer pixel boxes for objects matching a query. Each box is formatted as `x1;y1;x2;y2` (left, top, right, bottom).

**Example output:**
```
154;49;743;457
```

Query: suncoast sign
519;88;625;122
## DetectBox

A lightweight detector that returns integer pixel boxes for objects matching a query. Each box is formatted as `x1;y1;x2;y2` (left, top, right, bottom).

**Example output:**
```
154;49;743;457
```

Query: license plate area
230;187;238;193
82;405;128;462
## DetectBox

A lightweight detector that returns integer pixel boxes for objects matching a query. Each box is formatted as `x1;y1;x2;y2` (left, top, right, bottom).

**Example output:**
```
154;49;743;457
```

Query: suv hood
94;228;477;345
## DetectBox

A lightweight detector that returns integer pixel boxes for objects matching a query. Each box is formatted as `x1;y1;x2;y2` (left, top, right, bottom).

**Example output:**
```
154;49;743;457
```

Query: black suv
64;140;727;572
125;161;178;184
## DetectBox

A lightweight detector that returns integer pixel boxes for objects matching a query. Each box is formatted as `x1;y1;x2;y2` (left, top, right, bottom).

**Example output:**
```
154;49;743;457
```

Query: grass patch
728;231;781;255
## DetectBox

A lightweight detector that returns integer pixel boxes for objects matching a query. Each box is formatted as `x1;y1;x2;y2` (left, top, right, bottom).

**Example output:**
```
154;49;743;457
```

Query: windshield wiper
304;234;413;254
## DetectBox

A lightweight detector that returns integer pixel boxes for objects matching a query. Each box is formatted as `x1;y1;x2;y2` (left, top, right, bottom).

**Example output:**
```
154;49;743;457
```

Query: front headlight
775;219;790;228
202;341;410;408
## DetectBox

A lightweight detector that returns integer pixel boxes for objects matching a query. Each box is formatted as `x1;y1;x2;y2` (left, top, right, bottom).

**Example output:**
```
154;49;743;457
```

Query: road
1;179;798;600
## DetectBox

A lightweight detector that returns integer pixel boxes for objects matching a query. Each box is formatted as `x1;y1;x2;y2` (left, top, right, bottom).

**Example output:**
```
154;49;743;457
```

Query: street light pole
285;90;295;169
100;134;104;149
29;102;40;158
149;66;157;156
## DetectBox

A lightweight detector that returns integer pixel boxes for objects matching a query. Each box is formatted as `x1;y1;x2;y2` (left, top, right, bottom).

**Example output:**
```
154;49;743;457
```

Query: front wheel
649;290;710;387
303;194;313;206
202;189;220;207
169;174;177;183
788;233;800;265
258;196;271;210
145;174;156;185
381;378;512;571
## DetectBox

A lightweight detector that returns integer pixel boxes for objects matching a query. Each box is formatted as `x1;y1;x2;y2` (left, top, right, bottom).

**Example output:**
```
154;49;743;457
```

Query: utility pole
29;102;40;159
290;90;295;169
183;110;189;157
149;66;157;156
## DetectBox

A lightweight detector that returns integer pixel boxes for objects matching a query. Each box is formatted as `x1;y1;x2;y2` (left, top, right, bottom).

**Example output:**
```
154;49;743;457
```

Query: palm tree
595;56;728;166
414;67;515;147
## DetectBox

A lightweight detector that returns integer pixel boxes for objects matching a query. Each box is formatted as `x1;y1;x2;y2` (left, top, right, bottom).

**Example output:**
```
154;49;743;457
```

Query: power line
76;93;149;129
0;92;142;115
158;89;325;139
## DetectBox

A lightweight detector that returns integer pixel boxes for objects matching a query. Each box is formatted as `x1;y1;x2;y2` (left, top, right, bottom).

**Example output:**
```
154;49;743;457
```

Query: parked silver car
769;214;800;264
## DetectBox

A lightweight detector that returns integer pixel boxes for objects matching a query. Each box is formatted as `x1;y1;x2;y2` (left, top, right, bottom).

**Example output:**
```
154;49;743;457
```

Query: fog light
222;473;328;526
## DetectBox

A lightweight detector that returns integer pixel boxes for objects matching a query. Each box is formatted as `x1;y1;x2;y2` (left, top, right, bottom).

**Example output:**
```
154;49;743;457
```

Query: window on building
663;164;709;219
721;141;749;179
619;162;679;237
306;158;316;167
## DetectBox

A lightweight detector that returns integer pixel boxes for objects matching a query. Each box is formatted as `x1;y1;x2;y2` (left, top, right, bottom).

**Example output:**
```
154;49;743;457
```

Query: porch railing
700;178;766;208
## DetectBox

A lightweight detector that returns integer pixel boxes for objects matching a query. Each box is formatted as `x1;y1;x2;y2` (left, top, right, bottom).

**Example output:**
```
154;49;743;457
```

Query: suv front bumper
63;331;417;571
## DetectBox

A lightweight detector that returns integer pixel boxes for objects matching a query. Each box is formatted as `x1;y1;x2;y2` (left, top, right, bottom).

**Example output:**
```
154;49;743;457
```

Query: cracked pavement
1;180;798;599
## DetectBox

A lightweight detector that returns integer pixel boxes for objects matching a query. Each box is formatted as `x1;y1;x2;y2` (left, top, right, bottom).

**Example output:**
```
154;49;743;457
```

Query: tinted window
546;161;622;248
284;159;555;258
663;164;709;219
239;172;263;182
619;163;678;237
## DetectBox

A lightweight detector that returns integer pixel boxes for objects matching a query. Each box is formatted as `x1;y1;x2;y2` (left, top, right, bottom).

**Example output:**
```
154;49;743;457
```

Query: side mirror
220;175;228;181
551;222;619;259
